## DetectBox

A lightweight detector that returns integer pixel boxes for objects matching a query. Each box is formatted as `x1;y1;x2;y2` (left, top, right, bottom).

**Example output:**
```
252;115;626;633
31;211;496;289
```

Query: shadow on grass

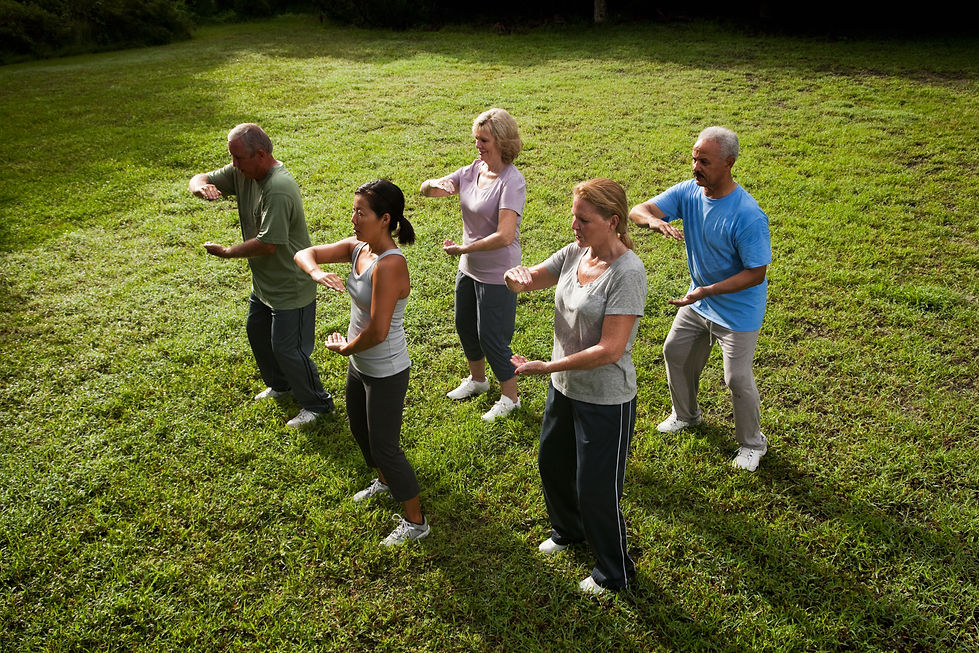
628;439;974;649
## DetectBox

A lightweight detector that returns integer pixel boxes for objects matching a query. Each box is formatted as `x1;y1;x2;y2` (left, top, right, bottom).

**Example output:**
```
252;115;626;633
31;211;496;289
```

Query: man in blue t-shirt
630;127;772;472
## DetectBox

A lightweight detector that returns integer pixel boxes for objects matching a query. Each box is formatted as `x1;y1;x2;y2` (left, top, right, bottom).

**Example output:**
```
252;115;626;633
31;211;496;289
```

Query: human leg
362;367;421;505
662;306;713;424
473;280;518;399
573;395;637;590
454;271;486;375
247;294;289;393
714;324;766;450
538;382;585;545
270;300;333;414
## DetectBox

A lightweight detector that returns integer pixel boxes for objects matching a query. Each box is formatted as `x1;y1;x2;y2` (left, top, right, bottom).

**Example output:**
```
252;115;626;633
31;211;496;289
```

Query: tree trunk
594;0;608;23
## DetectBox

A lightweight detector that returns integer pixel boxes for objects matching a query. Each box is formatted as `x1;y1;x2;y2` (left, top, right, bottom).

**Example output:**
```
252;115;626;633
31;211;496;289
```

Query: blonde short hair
472;108;523;165
572;178;634;250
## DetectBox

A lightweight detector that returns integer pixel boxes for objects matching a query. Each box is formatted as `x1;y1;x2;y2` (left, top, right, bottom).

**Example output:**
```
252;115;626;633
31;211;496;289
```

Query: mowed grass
1;14;977;651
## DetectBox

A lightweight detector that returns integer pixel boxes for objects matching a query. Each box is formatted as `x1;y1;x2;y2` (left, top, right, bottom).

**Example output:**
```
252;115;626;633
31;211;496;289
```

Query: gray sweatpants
663;305;765;449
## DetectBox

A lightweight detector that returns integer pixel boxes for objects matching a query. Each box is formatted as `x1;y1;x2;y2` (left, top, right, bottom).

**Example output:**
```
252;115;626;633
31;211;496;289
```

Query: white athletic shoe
579;576;607;595
731;435;768;472
538;538;568;555
446;376;491;400
481;396;520;422
656;411;702;433
254;387;289;401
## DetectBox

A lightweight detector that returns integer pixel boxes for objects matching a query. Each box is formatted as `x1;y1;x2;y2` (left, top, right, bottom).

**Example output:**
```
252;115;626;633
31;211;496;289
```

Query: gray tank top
346;242;410;378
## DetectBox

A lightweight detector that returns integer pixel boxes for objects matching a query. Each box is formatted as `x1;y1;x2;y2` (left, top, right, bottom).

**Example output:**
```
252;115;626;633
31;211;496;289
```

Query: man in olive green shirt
189;123;333;427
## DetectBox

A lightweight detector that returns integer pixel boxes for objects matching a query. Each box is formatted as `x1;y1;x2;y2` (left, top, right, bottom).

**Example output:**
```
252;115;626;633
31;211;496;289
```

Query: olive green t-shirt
207;163;316;309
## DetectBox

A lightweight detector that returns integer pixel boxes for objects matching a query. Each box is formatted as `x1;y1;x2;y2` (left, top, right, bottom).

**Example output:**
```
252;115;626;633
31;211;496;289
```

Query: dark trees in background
1;0;969;64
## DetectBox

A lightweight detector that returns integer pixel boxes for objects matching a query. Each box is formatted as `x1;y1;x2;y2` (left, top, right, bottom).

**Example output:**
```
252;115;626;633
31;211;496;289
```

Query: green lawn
1;14;977;652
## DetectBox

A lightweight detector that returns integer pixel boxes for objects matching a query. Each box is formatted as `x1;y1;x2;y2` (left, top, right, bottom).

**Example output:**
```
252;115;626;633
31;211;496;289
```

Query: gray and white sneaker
380;514;430;547
446;375;490;400
353;478;390;503
286;408;321;428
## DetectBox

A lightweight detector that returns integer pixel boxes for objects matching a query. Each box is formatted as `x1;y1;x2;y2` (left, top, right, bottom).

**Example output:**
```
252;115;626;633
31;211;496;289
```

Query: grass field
1;13;977;651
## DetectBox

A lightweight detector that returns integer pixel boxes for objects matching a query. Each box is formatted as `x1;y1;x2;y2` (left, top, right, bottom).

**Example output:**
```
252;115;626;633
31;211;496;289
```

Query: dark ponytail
355;179;415;245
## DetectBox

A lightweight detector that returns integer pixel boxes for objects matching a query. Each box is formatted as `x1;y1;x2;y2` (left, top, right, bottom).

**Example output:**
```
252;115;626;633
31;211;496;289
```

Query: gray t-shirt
543;243;647;405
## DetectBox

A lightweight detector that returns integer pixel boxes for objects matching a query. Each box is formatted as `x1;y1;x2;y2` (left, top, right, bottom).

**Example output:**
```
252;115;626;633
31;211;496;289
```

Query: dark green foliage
0;0;192;62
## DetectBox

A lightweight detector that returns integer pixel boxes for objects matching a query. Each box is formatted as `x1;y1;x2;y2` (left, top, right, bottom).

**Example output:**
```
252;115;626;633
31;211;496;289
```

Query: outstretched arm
294;238;358;293
189;173;222;201
503;262;558;294
512;314;639;375
669;265;767;306
444;209;518;256
419;177;457;198
629;200;684;241
204;238;276;258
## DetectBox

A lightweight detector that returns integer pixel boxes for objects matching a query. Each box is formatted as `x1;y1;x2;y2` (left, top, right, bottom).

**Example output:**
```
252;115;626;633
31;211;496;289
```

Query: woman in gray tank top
294;180;429;547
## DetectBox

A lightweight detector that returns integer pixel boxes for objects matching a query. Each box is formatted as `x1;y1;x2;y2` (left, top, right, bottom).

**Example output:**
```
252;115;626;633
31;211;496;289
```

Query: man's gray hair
698;126;739;161
228;123;273;156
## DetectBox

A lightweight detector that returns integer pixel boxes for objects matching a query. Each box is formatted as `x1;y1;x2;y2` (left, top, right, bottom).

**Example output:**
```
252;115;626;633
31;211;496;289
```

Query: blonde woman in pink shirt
420;108;527;422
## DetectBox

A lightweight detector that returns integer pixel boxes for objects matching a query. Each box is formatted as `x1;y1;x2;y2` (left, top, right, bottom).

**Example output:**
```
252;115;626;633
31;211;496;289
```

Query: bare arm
669;265;767;306
189;173;221;201
419;177;457;198
204;238;276;258
629;200;683;241
511;314;639;375
504;262;559;294
294;238;358;293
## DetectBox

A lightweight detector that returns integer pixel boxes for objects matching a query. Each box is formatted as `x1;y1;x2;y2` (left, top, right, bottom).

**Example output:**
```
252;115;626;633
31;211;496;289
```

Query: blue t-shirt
653;179;771;331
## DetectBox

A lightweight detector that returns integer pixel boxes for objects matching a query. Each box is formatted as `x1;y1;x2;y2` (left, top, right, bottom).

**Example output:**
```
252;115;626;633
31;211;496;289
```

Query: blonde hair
572;178;633;250
472;108;523;164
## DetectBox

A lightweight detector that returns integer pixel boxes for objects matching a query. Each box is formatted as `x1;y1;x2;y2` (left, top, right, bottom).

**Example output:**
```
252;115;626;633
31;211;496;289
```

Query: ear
609;214;619;230
381;212;392;227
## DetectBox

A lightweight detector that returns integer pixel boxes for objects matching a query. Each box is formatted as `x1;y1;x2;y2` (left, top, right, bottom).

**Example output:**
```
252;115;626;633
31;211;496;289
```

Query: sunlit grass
1;14;977;651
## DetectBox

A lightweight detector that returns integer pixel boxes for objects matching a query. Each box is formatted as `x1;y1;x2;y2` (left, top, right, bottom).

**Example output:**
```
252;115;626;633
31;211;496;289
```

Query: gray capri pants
454;270;517;383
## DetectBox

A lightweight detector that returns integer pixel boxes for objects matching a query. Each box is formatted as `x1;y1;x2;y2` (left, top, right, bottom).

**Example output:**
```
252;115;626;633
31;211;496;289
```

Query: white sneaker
353;478;390;503
579;576;607;595
380;514;430;547
538;538;568;555
254;387;289;401
286;408;321;428
446;375;490;400
481;396;520;422
731;435;768;472
656;411;702;433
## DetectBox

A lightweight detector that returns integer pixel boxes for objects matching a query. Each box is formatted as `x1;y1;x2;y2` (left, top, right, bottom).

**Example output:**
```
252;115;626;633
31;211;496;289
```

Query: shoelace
389;515;410;537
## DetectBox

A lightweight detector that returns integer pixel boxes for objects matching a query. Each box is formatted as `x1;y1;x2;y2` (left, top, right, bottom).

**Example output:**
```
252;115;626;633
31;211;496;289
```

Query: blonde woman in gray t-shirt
506;178;647;595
